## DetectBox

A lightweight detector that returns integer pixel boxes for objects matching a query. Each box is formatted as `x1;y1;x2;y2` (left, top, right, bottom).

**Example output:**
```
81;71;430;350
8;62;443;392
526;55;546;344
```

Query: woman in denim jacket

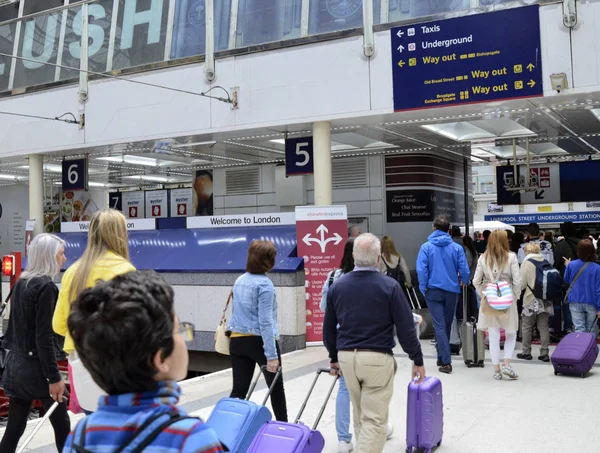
228;240;288;421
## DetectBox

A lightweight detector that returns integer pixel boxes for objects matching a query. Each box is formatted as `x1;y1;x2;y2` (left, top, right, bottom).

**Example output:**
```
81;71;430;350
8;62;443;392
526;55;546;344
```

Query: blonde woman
53;209;135;412
379;236;412;288
473;230;521;380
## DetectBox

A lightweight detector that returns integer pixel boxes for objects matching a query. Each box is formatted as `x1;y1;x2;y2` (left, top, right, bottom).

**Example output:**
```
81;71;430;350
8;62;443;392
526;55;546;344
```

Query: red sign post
296;206;348;343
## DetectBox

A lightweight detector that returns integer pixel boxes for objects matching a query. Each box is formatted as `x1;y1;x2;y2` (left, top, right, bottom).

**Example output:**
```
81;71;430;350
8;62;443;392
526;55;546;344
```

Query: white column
313;121;332;206
28;155;44;237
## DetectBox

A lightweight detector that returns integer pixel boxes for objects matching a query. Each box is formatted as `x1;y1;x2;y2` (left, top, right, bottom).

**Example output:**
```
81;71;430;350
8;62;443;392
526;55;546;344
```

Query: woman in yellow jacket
53;209;135;412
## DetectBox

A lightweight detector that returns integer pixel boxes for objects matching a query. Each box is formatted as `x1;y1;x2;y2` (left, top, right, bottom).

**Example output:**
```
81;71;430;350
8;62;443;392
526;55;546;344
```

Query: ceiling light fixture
169;141;217;148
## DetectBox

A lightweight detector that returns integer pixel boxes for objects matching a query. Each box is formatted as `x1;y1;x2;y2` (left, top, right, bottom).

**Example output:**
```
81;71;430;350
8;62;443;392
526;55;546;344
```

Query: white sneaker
386;423;394;440
338;440;354;453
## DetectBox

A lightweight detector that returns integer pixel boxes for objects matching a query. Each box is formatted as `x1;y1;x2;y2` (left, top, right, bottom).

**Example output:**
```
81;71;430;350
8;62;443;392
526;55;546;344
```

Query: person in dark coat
0;234;70;453
553;222;579;333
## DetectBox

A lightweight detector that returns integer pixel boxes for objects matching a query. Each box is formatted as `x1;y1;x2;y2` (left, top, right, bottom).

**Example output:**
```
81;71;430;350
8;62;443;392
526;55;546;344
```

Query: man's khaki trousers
338;350;396;453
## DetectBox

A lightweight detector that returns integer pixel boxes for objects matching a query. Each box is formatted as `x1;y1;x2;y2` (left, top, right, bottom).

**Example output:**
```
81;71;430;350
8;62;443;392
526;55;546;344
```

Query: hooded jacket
417;230;471;295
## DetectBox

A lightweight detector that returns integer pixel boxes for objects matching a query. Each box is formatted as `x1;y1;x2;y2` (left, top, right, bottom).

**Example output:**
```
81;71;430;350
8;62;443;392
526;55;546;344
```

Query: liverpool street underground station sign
391;5;543;111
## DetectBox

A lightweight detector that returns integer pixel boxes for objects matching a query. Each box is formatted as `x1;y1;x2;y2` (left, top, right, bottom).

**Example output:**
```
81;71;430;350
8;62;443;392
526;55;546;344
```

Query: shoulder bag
564;262;590;304
480;258;513;316
214;290;233;355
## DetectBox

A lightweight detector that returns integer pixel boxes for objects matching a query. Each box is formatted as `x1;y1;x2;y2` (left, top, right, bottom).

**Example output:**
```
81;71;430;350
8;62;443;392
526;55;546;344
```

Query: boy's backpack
71;411;227;453
529;259;563;301
383;257;405;286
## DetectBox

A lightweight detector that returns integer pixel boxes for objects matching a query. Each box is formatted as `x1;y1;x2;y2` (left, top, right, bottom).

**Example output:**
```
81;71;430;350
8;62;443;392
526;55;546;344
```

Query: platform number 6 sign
285;137;314;176
62;158;88;191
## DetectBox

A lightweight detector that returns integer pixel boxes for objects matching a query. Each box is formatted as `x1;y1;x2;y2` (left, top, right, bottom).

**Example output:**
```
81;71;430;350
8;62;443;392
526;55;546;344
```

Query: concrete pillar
313;121;332;205
28;154;44;237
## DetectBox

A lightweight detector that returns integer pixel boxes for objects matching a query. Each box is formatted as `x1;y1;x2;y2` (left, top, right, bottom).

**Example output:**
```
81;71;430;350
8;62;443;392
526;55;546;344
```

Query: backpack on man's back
529;260;563;301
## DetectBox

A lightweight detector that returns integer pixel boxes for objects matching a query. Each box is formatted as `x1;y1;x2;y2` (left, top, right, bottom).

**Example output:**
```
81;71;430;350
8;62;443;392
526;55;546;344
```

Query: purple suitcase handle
294;368;340;430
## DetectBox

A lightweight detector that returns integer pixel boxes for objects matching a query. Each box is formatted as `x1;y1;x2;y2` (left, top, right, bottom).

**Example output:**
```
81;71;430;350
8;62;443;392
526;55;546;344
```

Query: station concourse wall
0;2;588;158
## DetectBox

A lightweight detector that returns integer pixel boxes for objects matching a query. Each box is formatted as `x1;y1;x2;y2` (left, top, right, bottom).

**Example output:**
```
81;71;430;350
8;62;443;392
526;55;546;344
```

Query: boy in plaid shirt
62;271;225;453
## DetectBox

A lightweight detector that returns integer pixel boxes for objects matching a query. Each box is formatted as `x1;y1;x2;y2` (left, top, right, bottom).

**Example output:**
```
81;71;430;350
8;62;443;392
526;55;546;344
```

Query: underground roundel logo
188;1;205;26
326;0;362;19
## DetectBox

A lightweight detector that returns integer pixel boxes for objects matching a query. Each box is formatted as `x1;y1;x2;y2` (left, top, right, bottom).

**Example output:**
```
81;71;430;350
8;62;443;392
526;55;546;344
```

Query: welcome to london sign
0;0;179;91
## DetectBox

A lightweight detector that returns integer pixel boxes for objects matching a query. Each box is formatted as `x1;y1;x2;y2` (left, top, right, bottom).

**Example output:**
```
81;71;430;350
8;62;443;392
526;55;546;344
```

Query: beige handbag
214;290;233;355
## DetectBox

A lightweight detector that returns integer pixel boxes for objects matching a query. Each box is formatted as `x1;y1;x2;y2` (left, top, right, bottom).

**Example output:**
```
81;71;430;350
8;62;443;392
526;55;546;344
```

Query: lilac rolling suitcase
551;332;599;378
246;368;339;453
406;376;443;453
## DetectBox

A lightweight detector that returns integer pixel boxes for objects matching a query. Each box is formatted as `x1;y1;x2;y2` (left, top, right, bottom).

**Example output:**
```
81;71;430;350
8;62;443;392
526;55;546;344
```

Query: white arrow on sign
397;45;405;52
302;224;343;253
397;30;404;38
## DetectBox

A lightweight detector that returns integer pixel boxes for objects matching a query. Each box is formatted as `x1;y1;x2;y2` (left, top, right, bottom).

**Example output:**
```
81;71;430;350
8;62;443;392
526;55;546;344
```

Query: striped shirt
62;381;224;453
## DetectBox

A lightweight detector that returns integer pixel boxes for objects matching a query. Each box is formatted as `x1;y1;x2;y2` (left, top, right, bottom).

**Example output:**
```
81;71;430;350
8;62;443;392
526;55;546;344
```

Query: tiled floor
9;341;600;453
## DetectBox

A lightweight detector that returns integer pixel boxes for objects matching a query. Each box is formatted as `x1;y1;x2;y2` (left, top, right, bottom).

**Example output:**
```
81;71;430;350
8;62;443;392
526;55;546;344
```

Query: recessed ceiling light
0;174;22;180
97;155;160;167
269;139;286;145
170;141;217;148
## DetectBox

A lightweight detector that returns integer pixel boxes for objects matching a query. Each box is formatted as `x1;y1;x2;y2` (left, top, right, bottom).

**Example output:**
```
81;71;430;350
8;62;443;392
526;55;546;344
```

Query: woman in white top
473;230;521;380
379;236;412;288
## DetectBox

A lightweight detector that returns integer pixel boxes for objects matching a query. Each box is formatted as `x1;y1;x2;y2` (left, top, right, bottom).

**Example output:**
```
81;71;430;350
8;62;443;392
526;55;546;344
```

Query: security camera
550;73;568;93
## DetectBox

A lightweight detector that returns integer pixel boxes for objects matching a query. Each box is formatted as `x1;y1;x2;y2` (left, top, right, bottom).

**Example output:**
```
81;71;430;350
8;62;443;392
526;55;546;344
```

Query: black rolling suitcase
460;285;485;368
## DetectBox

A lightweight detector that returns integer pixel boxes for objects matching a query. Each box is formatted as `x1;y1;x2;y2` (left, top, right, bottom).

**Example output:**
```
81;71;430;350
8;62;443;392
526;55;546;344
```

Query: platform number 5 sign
285;137;314;176
62;158;88;190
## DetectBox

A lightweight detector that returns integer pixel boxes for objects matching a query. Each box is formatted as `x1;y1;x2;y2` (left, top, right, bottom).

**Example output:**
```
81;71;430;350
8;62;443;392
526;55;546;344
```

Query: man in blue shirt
324;233;425;453
417;216;470;374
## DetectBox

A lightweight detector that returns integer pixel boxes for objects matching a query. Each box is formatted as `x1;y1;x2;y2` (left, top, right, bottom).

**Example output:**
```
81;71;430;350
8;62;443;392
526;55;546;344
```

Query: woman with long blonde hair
379;236;412;288
53;209;135;412
473;230;521;380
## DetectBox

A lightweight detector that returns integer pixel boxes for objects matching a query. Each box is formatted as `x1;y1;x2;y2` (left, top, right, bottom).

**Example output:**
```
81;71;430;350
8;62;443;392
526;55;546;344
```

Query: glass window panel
236;0;302;48
23;0;65;16
58;6;81;82
170;0;231;59
13;12;64;89
61;0;115;80
112;0;170;71
388;0;469;22
308;0;381;35
0;3;19;92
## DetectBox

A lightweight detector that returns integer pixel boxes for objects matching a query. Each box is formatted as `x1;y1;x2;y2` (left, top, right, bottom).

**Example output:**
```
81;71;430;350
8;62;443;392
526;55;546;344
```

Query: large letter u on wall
22;14;59;70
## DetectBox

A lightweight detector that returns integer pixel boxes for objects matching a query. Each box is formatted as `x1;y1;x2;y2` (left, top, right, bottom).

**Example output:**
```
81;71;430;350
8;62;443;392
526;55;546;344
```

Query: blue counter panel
59;226;302;273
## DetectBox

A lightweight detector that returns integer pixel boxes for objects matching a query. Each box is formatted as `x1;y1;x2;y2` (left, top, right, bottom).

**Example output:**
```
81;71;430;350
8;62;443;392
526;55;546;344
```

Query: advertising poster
193;170;214;216
170;188;194;217
44;191;61;234
296;206;348;343
122;191;145;219
61;190;99;225
145;190;169;218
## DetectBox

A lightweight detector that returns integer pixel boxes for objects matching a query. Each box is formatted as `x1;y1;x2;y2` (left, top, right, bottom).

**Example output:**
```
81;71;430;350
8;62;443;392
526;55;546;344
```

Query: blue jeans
427;288;459;366
569;303;598;333
336;375;352;442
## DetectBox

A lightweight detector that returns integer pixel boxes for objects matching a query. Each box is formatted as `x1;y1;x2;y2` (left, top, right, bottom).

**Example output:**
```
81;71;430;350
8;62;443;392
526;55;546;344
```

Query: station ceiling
1;90;600;190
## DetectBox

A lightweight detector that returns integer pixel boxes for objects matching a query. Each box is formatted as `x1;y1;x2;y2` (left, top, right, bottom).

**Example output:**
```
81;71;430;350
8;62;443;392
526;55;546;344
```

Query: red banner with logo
296;206;348;343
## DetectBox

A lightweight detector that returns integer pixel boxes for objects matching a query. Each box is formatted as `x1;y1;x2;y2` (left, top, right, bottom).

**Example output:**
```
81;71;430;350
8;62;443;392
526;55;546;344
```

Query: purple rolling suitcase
246;368;339;453
406;376;443;453
551;332;599;378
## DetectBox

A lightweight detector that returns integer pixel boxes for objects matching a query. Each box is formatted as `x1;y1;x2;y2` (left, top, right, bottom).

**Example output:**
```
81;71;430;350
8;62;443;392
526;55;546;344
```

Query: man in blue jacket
417;215;471;374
